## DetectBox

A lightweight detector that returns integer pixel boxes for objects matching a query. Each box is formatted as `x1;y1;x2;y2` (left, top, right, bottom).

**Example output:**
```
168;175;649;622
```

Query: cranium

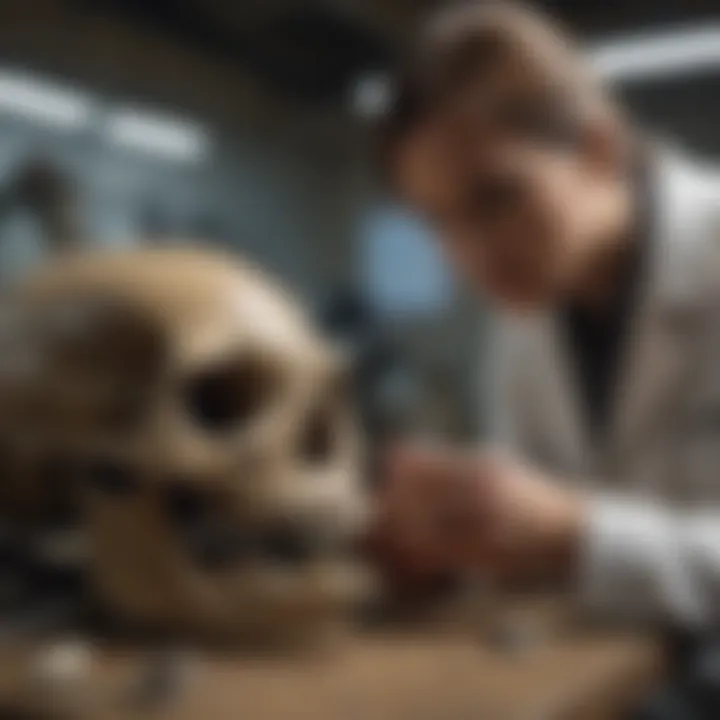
0;247;369;645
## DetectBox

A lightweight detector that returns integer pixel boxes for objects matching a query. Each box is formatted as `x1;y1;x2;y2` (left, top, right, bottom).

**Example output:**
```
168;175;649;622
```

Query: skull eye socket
184;355;278;433
298;373;350;465
299;402;335;464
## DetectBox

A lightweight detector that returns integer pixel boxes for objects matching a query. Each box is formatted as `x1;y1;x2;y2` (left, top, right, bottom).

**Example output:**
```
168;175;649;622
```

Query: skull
0;247;369;645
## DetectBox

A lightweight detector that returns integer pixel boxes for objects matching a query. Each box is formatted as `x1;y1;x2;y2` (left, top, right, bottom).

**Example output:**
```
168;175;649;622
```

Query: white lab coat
491;148;720;628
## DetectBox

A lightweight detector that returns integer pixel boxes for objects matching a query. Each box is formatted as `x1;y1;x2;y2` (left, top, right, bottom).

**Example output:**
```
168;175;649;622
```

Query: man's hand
373;443;587;587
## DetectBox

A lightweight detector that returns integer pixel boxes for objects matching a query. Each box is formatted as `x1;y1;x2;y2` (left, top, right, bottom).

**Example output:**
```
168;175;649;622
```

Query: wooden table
0;598;664;720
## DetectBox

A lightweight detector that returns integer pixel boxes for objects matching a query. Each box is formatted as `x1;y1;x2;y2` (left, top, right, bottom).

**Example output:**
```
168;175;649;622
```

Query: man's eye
500;102;582;149
469;175;526;222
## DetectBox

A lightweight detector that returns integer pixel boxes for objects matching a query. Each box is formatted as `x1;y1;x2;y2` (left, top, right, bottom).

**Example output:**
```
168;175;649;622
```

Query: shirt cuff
579;496;698;624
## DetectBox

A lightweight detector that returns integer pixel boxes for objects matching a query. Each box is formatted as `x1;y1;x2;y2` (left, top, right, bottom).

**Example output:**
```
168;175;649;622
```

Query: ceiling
66;0;720;103
74;0;419;102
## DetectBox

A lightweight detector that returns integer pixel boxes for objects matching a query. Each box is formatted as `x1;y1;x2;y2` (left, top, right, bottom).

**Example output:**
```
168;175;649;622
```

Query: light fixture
591;26;720;82
0;70;93;130
105;109;209;163
349;73;393;119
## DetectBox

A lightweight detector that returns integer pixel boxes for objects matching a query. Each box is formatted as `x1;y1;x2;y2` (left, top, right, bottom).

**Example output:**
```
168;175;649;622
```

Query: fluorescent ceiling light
0;70;93;130
591;26;720;81
106;109;209;163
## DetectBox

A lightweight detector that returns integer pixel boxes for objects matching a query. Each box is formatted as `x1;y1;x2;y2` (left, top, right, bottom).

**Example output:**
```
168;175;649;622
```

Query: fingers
371;441;583;589
377;441;491;571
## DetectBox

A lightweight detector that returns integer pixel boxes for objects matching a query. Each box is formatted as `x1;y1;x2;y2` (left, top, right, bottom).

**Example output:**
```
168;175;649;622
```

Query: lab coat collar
603;147;713;474
534;147;719;479
645;146;719;314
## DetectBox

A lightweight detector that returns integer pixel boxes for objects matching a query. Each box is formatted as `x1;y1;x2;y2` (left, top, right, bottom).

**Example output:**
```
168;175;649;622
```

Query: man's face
394;64;617;311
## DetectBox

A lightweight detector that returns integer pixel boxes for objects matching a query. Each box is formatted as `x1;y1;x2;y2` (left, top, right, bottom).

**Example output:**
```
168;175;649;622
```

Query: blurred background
0;0;717;446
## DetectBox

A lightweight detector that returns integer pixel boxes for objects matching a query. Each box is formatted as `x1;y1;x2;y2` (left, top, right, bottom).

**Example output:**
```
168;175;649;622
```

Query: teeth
177;519;351;572
258;523;320;566
161;480;358;572
184;526;258;571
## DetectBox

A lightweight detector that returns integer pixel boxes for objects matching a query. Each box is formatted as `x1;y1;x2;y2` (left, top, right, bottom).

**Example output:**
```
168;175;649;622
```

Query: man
376;0;720;632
